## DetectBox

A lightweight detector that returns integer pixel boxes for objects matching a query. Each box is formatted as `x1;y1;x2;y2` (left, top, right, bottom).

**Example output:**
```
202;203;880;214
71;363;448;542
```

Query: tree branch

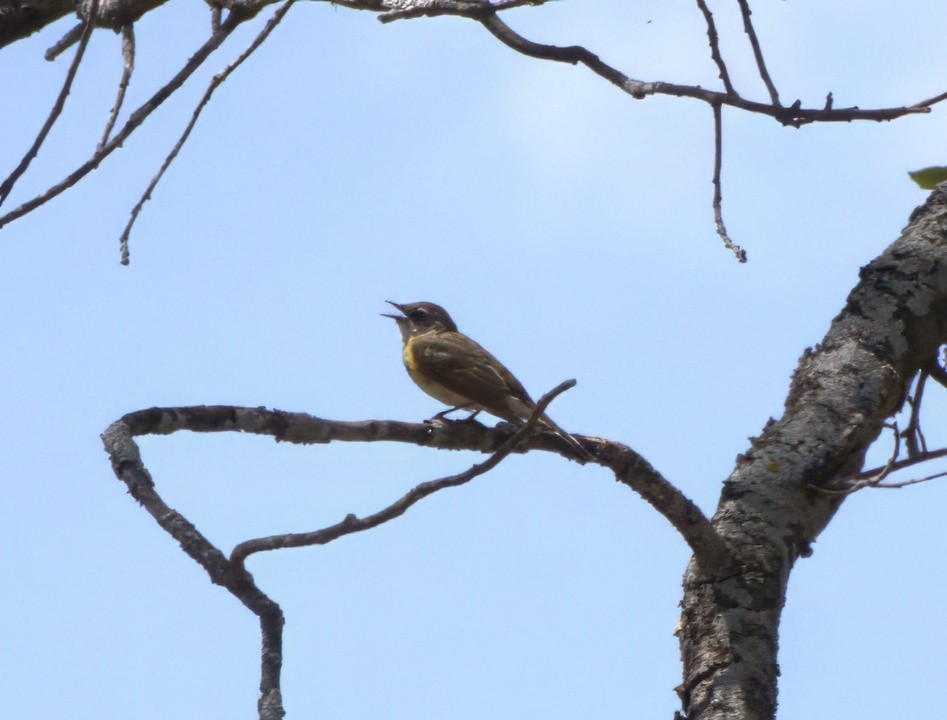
230;379;571;571
711;101;745;262
735;0;779;106
873;467;947;489
678;184;947;720
694;0;735;97
856;447;947;481
0;5;255;230
98;23;135;153
4;0;944;250
1;0;74;49
0;0;99;206
100;380;617;719
102;392;729;710
44;22;84;61
903;368;928;457
105;396;729;574
119;0;295;263
101;418;287;720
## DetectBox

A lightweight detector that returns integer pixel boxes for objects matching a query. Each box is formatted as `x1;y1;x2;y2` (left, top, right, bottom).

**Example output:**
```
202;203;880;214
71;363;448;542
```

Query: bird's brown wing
411;332;535;423
413;332;594;461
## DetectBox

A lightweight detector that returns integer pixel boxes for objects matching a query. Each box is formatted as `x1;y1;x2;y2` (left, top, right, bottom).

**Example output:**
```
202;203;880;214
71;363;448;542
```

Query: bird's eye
410;309;428;322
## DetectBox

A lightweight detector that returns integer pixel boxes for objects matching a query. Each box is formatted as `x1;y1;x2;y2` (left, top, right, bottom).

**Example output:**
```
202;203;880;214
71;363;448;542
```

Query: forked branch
119;0;296;263
3;0;945;262
102;384;723;718
0;2;260;231
0;0;100;206
230;379;573;572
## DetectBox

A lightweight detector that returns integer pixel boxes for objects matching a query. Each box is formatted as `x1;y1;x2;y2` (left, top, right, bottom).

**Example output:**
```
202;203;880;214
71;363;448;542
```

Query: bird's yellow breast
402;338;419;373
402;336;470;407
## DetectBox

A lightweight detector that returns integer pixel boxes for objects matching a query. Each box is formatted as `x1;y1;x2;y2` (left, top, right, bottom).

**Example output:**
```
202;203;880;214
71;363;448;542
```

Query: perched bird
383;300;593;461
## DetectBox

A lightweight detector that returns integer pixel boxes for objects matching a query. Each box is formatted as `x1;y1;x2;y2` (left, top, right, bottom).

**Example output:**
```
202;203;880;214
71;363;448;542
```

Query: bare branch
479;13;648;97
694;0;735;96
711;101;746;262
0;7;252;231
855;447;947;481
102;379;568;718
814;422;901;495
874;468;947;489
101;418;287;720
106;402;728;575
120;0;295;264
600;438;730;575
377;0;542;22
810;345;947;495
44;22;84;61
475;9;945;125
99;24;136;152
5;0;944;245
735;0;779;106
101;368;729;714
0;0;99;207
326;0;544;20
904;368;928;457
914;89;947;111
230;379;572;570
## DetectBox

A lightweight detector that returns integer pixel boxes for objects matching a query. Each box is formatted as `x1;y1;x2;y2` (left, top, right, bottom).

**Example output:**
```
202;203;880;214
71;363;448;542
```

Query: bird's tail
539;413;595;462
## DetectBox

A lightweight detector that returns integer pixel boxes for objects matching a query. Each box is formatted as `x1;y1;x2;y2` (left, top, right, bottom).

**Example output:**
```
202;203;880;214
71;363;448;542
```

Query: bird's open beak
381;300;406;320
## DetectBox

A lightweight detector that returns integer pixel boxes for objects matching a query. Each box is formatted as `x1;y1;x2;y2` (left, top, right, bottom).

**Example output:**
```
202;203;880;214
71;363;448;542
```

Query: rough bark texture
677;185;947;720
0;0;168;48
9;0;945;712
0;0;70;46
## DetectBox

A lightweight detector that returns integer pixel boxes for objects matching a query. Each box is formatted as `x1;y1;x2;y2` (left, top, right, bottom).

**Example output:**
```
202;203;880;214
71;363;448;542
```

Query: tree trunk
677;185;947;719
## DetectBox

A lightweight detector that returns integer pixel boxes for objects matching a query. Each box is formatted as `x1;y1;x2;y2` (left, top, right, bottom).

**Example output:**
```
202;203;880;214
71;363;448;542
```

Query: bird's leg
428;404;478;422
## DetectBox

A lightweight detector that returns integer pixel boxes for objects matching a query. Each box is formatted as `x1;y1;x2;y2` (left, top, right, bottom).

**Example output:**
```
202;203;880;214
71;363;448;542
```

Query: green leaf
908;166;947;190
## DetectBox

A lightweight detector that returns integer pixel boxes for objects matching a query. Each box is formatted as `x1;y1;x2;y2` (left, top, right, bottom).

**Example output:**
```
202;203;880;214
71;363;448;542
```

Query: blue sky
1;1;945;718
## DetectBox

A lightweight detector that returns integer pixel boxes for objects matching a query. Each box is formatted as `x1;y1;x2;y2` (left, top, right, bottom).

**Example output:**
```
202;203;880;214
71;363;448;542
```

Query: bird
383;300;593;461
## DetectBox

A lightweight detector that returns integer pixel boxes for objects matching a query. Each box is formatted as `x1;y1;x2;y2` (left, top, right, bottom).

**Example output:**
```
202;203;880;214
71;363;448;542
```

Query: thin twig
119;0;295;264
855;447;947;481
99;24;136;152
5;0;946;236
735;0;779;106
229;380;574;570
874;468;947;489
815;422;901;495
694;0;735;96
911;89;947;110
476;9;944;123
904;368;928;457
0;0;100;206
44;23;84;62
480;13;648;97
711;101;746;262
0;9;249;231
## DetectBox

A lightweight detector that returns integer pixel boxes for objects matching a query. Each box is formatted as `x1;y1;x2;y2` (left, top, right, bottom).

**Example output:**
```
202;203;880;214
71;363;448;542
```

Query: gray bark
7;0;945;713
0;0;169;48
677;186;947;719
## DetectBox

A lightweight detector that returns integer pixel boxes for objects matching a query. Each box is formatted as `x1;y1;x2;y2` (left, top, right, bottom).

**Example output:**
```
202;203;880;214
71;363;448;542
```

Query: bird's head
383;301;458;341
